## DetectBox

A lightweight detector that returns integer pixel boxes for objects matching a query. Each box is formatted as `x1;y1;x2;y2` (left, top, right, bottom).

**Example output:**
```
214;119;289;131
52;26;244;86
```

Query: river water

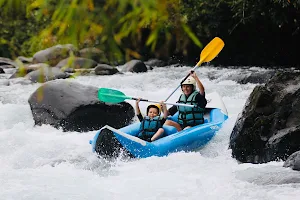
1;66;299;200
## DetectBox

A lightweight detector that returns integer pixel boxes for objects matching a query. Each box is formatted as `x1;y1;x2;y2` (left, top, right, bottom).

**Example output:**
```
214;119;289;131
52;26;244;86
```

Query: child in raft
135;99;168;142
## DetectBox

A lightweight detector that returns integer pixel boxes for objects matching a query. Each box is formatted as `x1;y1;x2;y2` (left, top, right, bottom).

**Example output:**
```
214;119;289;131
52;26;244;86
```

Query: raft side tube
92;125;134;158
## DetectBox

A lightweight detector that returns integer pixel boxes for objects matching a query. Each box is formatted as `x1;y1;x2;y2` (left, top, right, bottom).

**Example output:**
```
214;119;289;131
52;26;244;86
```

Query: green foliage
225;0;299;29
0;0;202;62
181;0;300;38
1;0;299;66
181;0;232;37
0;0;49;57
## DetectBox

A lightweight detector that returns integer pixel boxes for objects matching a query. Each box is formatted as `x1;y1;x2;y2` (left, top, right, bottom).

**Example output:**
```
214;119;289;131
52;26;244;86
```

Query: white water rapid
1;66;300;200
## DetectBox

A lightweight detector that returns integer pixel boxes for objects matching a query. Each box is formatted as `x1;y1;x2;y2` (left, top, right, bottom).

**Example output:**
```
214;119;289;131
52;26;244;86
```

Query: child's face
148;108;159;118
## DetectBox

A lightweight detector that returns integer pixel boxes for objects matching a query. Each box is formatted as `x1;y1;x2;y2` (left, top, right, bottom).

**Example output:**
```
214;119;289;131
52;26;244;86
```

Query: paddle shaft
98;88;195;108
164;37;224;102
164;47;207;102
131;97;195;108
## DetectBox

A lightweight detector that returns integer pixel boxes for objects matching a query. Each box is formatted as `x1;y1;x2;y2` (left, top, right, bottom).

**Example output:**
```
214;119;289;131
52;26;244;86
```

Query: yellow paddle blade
196;37;225;66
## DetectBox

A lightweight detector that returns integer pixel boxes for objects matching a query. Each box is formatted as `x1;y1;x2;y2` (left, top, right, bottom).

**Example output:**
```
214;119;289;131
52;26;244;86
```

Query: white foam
1;66;299;200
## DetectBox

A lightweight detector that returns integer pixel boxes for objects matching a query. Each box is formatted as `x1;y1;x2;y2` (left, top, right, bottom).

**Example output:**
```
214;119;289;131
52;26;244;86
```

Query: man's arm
167;105;178;116
191;72;205;95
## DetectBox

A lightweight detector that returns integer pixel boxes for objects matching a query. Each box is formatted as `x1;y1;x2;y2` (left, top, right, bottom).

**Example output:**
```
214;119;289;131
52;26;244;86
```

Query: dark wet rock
237;70;277;84
79;47;104;63
283;151;300;171
0;65;15;69
167;57;181;66
144;59;167;67
230;71;300;163
207;68;277;84
28;80;135;132
0;57;18;68
120;59;147;73
55;57;98;71
25;66;70;83
32;44;78;66
62;68;75;73
0;68;4;74
146;65;153;71
95;64;119;75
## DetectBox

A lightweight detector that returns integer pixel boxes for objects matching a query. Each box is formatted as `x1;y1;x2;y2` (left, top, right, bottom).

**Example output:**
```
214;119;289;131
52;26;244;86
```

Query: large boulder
230;72;300;163
283;151;300;171
207;67;277;84
32;44;78;66
237;70;276;84
120;59;147;73
0;57;18;68
55;57;98;71
25;66;70;83
28;80;135;132
0;68;4;74
144;59;167;67
79;47;104;63
95;64;119;75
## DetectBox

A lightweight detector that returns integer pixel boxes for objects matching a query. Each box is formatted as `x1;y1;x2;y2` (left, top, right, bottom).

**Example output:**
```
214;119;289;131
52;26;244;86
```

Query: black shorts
179;124;190;130
179;120;204;129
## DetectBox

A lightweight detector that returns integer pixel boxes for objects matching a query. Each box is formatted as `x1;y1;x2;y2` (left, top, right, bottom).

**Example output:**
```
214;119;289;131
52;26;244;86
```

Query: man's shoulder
195;92;207;107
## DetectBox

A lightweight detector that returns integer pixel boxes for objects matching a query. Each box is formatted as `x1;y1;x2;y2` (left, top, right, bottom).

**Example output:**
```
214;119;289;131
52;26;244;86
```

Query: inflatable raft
89;92;228;158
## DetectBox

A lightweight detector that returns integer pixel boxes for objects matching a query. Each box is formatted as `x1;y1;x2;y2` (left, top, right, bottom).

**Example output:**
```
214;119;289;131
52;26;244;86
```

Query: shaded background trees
0;0;299;67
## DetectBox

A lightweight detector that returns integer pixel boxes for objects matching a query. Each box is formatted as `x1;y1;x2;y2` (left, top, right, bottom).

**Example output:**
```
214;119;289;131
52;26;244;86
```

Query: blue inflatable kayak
89;92;228;158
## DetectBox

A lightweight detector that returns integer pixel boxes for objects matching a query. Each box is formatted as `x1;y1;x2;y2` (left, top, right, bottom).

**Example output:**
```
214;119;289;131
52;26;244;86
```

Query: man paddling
165;71;207;131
